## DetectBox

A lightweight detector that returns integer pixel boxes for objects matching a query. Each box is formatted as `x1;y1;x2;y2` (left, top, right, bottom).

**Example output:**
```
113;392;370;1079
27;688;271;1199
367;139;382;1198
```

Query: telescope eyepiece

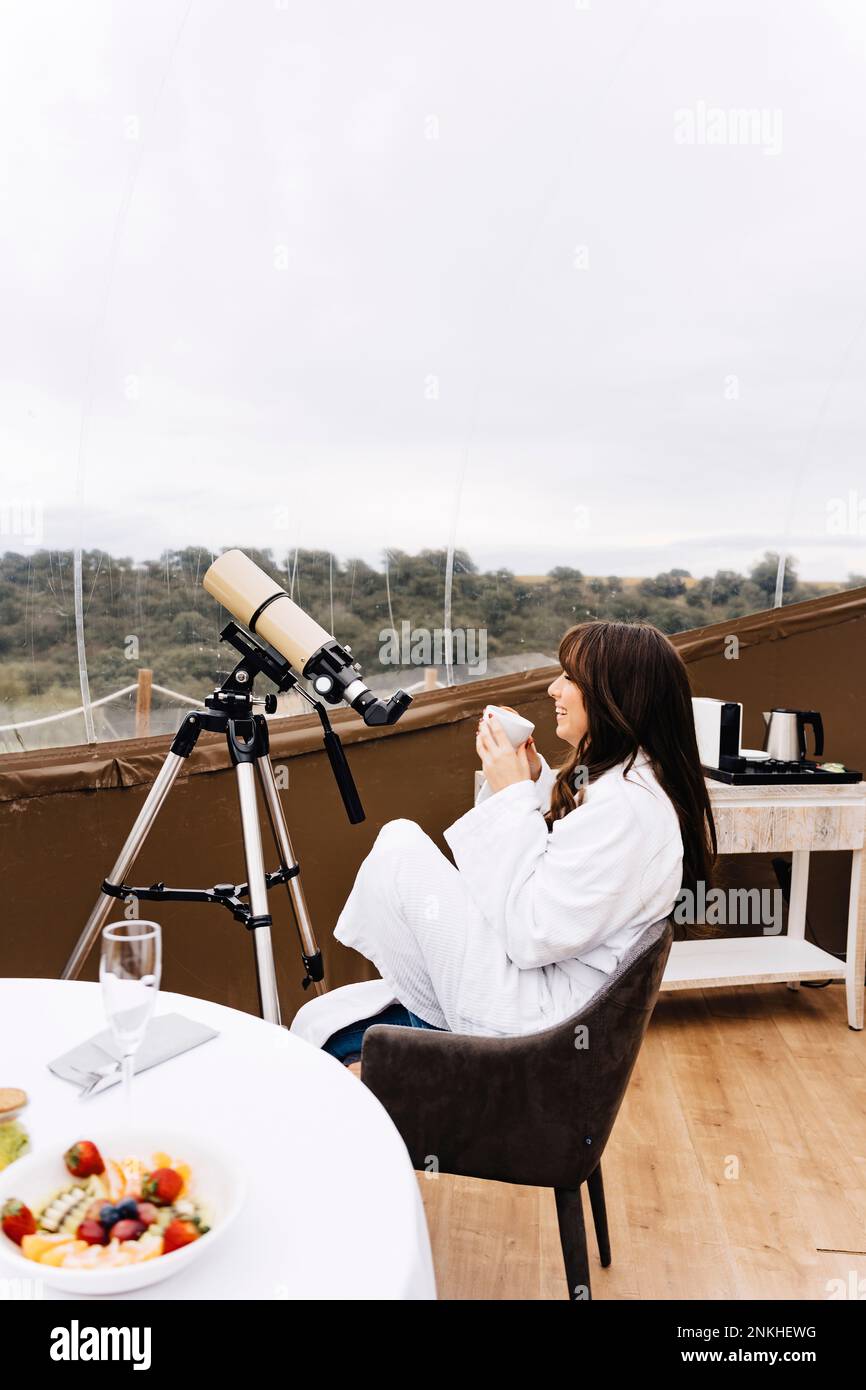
381;690;413;725
349;687;413;726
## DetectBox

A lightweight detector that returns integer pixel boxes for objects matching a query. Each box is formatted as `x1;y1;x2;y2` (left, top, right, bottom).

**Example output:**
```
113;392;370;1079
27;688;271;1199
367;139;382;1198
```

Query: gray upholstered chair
360;916;673;1300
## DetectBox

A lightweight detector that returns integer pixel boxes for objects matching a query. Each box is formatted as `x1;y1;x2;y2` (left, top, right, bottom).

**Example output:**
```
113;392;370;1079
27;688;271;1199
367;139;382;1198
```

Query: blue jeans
322;1003;444;1063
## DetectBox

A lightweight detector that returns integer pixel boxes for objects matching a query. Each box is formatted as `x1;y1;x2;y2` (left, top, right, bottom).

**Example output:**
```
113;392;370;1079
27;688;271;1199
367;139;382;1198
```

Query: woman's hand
524;735;542;783
477;706;543;783
476;714;532;794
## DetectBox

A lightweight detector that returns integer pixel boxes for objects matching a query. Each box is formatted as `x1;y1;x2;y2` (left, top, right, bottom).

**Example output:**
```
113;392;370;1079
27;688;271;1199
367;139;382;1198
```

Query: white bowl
0;1127;245;1295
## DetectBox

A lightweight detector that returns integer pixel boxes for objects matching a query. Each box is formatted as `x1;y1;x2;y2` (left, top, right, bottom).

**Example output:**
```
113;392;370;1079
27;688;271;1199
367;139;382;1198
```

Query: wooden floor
417;981;866;1300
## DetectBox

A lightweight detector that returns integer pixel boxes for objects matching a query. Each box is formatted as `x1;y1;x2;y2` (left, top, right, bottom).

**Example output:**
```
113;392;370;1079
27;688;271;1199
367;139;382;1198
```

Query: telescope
203;549;412;726
61;550;413;1024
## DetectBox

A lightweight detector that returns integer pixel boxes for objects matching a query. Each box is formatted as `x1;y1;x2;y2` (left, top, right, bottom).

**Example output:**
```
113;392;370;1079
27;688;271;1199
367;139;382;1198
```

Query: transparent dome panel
1;1;864;750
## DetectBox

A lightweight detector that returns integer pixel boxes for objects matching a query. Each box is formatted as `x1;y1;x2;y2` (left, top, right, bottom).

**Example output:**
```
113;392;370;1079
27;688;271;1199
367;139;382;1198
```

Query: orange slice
103;1158;126;1201
21;1232;78;1263
42;1239;88;1267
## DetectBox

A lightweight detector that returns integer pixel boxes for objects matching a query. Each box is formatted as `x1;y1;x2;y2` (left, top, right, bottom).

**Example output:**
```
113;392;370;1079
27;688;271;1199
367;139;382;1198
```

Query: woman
291;620;716;1063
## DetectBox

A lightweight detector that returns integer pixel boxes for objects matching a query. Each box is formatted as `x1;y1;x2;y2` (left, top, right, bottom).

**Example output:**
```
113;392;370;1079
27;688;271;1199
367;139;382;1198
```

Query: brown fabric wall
2;585;864;1018
0;669;566;1021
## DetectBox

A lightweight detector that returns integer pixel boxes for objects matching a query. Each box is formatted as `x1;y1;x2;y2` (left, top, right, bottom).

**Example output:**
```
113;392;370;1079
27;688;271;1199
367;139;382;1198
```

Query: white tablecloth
0;979;436;1300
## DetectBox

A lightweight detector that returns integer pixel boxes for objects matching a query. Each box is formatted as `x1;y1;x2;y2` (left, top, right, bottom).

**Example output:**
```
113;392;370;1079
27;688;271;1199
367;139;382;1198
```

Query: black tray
705;761;862;786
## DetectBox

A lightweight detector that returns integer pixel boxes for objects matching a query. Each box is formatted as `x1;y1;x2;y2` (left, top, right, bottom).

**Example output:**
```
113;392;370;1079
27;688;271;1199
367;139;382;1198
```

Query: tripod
62;623;367;1024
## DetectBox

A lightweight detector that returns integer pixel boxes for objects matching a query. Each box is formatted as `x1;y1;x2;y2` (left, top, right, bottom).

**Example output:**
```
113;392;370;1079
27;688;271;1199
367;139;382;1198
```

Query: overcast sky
1;0;865;581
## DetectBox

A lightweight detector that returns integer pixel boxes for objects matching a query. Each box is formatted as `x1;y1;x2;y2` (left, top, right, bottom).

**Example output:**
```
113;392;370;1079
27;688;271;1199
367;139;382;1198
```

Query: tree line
0;546;863;711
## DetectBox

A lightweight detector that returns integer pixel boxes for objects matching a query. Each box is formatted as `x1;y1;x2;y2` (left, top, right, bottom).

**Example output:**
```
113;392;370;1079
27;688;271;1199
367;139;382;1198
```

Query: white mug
482;704;535;749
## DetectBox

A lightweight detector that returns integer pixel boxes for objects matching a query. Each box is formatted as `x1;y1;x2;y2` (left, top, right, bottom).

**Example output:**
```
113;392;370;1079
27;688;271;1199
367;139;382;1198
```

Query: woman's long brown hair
546;621;717;895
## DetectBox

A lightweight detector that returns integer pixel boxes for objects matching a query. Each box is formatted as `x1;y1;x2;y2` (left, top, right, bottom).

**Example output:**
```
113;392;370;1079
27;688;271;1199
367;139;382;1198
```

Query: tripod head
208;622;298;708
208;622;366;824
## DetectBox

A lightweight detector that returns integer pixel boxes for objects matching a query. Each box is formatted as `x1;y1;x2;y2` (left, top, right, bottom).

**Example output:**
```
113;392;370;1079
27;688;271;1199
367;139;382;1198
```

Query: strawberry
137;1202;160;1227
163;1218;200;1254
142;1167;183;1206
77;1218;109;1246
2;1199;37;1246
63;1141;105;1178
112;1218;146;1242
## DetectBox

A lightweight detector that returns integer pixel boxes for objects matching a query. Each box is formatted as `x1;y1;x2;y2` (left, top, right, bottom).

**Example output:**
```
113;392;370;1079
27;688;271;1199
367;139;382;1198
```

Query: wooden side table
662;781;866;1029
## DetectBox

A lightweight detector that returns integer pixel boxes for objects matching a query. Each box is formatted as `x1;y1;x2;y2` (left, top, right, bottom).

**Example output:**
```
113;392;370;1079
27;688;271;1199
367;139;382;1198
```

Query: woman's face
548;668;588;748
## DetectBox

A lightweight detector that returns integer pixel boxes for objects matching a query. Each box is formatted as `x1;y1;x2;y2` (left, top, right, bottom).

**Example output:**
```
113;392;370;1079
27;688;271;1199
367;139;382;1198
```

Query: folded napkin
49;1012;219;1091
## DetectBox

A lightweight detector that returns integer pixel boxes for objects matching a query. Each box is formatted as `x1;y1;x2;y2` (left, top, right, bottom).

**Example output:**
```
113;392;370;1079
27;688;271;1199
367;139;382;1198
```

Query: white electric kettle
762;709;824;763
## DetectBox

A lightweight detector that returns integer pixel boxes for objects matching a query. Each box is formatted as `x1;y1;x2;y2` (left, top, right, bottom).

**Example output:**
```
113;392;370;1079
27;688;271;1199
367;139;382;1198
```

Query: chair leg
554;1185;591;1301
587;1163;612;1268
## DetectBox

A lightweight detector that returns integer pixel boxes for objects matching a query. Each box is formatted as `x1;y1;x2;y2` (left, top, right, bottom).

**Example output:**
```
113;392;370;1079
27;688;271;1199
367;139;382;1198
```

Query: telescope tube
203;549;412;727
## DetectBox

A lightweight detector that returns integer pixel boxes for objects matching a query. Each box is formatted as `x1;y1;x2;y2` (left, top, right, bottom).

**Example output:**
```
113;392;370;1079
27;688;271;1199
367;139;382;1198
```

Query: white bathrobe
290;751;683;1047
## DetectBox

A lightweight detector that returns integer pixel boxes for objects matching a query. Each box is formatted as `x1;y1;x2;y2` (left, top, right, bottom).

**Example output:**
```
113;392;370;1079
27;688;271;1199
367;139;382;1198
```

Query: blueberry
115;1199;139;1221
100;1203;120;1228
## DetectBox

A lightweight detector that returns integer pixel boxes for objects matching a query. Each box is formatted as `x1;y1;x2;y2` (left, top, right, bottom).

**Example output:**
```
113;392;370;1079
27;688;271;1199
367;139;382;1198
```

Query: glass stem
122;1051;134;1104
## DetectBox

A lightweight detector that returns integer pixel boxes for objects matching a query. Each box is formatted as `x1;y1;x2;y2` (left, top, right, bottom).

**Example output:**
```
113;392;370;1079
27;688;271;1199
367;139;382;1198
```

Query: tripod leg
235;761;282;1025
61;750;188;981
256;751;326;996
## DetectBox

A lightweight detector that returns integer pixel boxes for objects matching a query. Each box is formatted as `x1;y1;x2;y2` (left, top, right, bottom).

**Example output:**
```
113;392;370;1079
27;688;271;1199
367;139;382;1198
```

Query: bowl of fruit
0;1129;245;1294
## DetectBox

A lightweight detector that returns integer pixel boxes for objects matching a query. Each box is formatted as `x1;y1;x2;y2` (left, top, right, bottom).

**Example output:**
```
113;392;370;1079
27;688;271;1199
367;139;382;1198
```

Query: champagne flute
99;921;162;1103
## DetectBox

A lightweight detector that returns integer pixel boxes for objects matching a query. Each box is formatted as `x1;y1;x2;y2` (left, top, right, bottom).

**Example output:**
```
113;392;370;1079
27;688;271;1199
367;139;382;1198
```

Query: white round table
0;980;436;1300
